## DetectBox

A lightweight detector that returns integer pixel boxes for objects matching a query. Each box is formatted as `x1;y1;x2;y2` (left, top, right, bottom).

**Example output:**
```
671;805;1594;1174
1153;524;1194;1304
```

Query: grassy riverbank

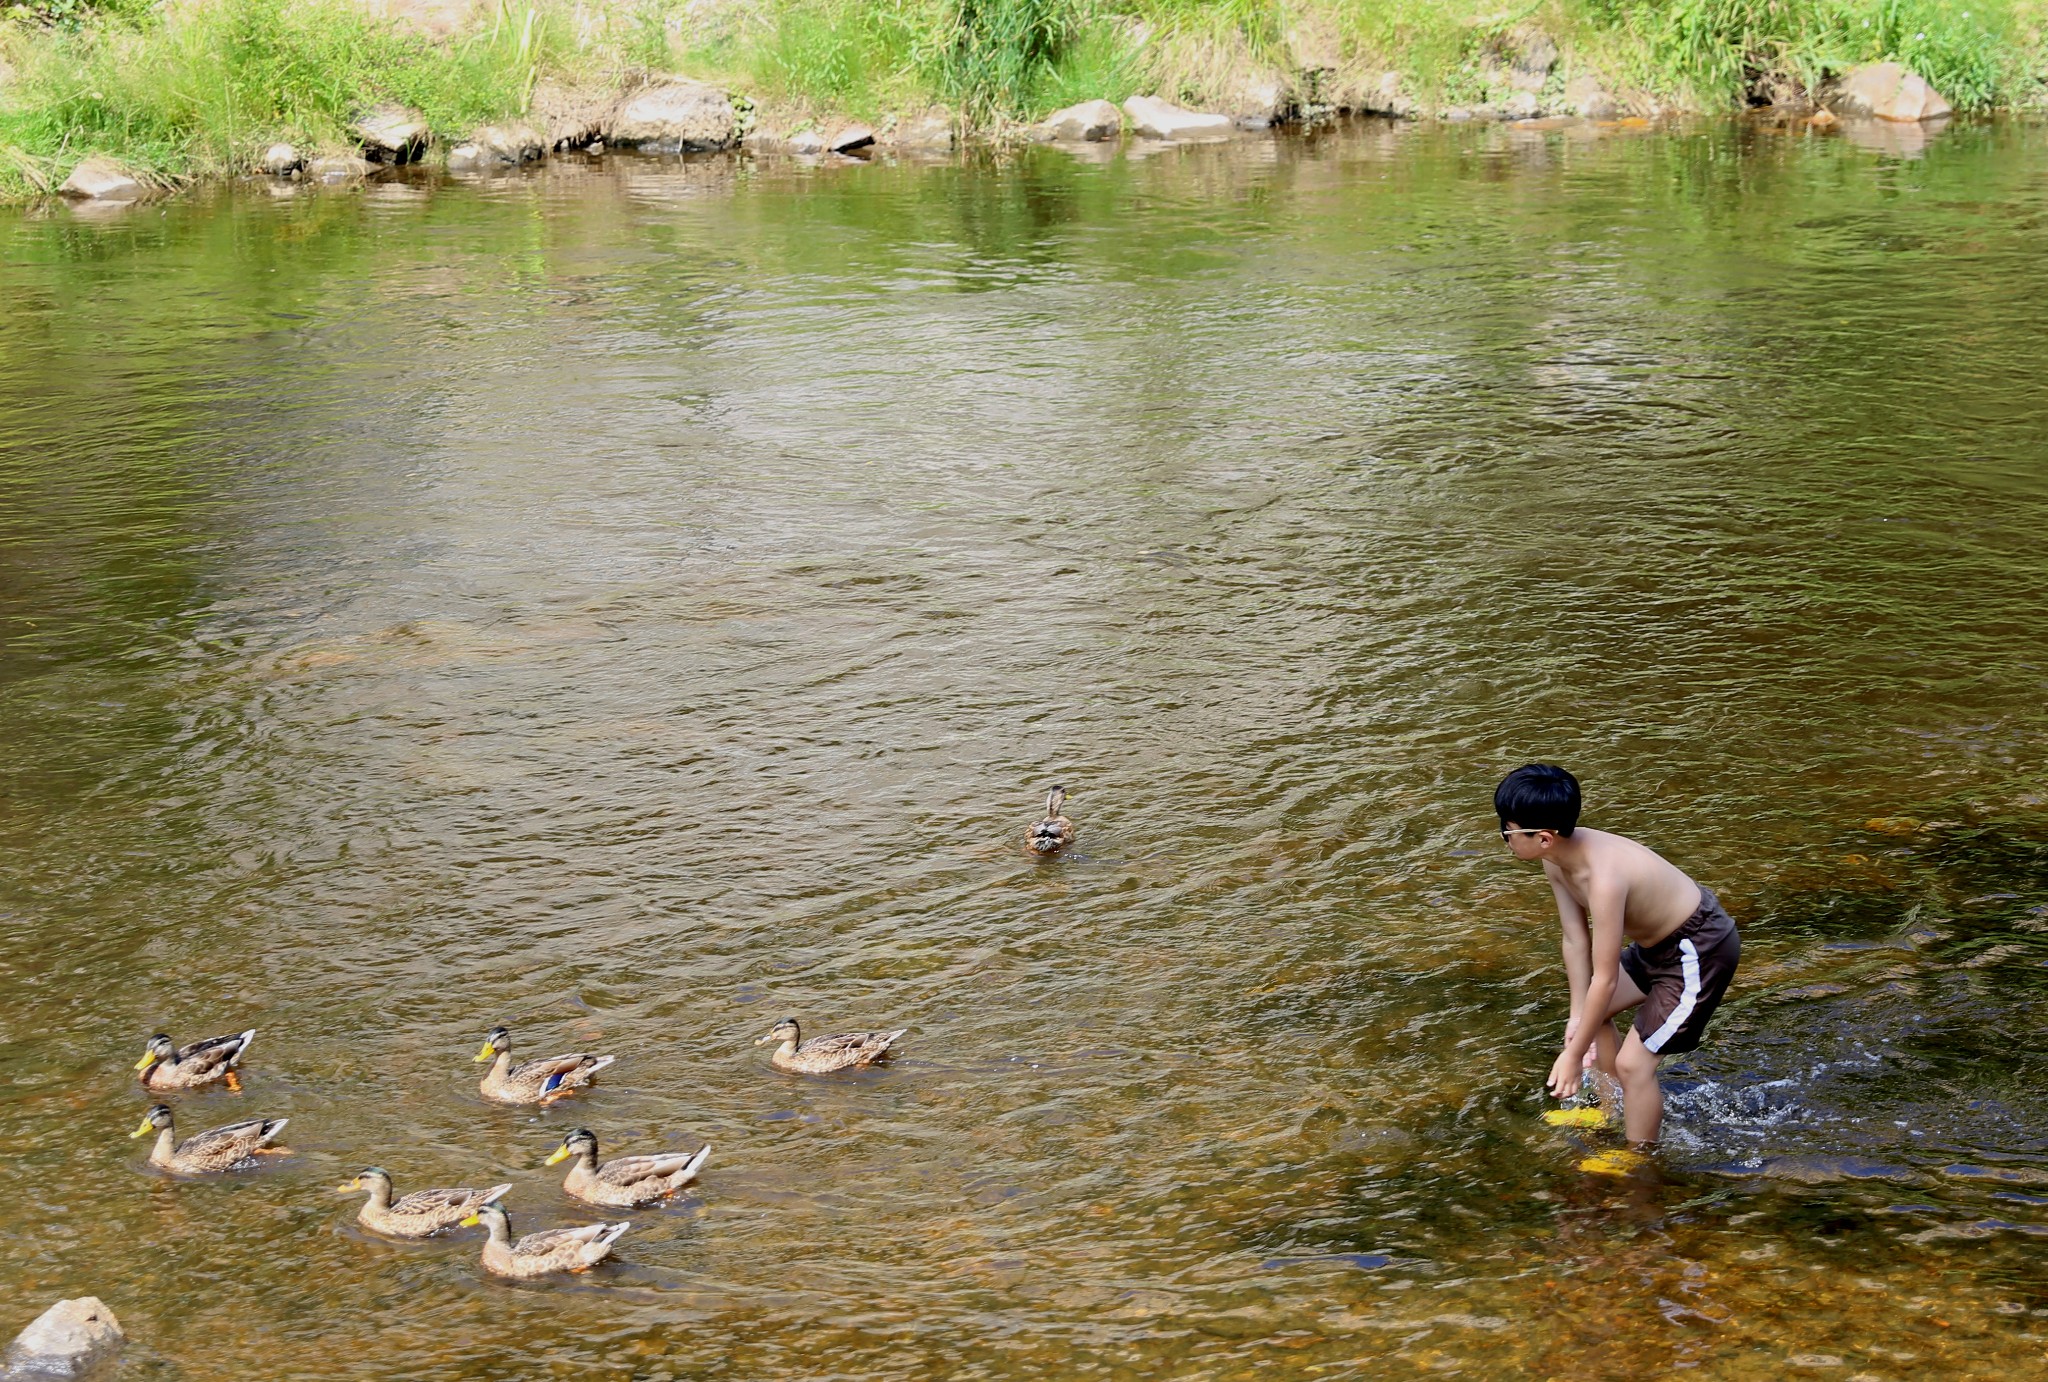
2;0;2044;196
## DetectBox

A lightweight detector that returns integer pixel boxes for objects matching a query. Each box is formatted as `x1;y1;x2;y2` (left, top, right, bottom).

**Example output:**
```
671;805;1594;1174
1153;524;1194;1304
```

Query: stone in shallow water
307;155;378;183
1038;99;1121;142
606;79;739;152
5;1297;123;1377
1832;63;1952;123
354;102;431;161
826;124;875;154
59;158;145;201
1123;95;1233;141
258;143;301;177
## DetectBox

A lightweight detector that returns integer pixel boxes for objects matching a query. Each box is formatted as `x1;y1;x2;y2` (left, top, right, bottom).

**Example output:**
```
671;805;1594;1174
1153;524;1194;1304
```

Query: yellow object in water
1543;1107;1608;1129
1578;1149;1649;1176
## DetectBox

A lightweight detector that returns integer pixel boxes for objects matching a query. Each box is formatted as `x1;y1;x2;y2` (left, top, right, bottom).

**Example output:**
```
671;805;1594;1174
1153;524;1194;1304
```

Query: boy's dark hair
1494;764;1580;836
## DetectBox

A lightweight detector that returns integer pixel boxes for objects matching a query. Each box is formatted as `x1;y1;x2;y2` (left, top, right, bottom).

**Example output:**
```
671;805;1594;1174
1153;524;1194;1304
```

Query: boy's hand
1547;1048;1584;1100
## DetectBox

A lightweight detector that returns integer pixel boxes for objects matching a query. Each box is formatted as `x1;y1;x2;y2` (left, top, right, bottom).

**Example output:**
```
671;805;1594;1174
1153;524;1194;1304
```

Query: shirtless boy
1495;763;1740;1146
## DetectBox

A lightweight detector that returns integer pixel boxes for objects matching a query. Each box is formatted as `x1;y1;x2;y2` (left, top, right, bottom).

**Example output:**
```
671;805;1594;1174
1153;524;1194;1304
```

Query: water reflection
3;116;2048;1377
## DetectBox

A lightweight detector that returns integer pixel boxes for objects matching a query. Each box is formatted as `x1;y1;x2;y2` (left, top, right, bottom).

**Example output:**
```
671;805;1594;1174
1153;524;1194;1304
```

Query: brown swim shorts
1619;887;1740;1056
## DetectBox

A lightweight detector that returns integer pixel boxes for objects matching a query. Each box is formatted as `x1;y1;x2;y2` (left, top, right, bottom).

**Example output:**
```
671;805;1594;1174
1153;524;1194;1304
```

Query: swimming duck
474;1026;616;1104
337;1167;512;1238
460;1202;630;1278
546;1128;710;1208
1028;785;1075;854
755;1017;906;1074
134;1029;256;1091
130;1103;288;1173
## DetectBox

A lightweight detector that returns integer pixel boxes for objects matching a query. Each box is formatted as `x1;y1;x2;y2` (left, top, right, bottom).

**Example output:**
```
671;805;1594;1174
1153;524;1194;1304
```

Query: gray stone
258;142;301;176
1123;94;1233;140
58;157;145;201
1502;90;1542;119
1832;62;1952;122
605;78;738;152
445;142;489;171
1228;79;1290;128
1441;106;1473;123
1038;99;1121;142
529;79;610;150
1511;28;1557;88
353;102;430;161
5;1298;122;1377
787;129;826;155
826;123;875;154
474;123;545;163
1564;74;1616;120
894;114;954;150
307;154;377;183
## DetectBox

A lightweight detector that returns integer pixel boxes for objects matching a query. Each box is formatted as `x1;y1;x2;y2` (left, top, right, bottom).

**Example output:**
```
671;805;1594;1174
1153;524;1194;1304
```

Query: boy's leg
1613;1027;1662;1144
1586;968;1649;1096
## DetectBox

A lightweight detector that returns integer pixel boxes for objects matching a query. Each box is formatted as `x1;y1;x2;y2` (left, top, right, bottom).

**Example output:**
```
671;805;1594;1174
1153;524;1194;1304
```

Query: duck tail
231;1029;256;1066
1046;785;1066;819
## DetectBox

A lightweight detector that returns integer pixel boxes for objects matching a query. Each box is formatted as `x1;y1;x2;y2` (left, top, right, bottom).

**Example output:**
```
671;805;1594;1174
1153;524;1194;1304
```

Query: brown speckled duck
131;1103;288;1173
134;1029;256;1091
461;1202;630;1278
474;1026;616;1105
1028;785;1075;854
547;1128;710;1208
338;1167;511;1238
755;1017;906;1074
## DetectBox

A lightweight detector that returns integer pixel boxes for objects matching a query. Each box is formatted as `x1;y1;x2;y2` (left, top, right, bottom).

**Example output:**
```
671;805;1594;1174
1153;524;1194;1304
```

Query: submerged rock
5;1298;122;1377
1832;63;1952;122
307;154;377;183
606;79;739;152
1038;99;1121;142
354;103;430;161
258;142;301;177
1564;74;1616;120
58;157;145;201
826;124;875;154
473;123;545;163
1123;95;1233;140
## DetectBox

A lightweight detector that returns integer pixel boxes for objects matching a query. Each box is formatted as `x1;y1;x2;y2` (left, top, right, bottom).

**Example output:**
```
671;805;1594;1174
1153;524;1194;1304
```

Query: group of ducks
129;1015;908;1278
122;786;1080;1280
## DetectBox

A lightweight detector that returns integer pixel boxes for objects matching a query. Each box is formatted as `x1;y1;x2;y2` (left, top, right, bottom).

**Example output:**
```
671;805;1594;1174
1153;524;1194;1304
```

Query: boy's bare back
1539;827;1703;948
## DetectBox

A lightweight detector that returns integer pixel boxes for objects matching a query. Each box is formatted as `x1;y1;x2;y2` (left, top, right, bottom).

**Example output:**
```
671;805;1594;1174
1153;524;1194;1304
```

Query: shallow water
4;115;2048;1378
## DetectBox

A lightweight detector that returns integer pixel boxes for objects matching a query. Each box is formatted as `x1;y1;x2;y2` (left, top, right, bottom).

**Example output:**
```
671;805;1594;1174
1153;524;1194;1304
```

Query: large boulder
354;103;430;161
1831;63;1951;122
825;123;875;154
605;79;738;152
1123;95;1233;140
1038;99;1121;142
1564;74;1616;120
890;113;954;151
58;157;146;201
530;80;610;150
307;154;378;183
5;1298;122;1377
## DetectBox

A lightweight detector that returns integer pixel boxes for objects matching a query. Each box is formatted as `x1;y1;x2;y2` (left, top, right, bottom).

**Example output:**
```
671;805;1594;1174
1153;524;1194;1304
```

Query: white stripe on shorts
1642;938;1701;1054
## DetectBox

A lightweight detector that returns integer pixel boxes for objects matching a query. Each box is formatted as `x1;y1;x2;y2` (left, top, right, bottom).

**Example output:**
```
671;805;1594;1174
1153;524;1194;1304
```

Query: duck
461;1201;630;1278
1028;785;1075;854
337;1166;512;1238
134;1029;256;1091
546;1128;710;1208
130;1103;288;1173
474;1026;616;1104
755;1017;906;1074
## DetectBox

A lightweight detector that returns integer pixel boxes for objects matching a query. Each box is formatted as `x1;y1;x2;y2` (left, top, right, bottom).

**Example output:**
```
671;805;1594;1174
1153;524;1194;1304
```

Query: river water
3;115;2048;1378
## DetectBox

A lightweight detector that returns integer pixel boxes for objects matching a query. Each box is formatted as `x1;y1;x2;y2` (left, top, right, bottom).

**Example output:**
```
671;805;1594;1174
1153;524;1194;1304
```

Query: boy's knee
1616;1040;1659;1082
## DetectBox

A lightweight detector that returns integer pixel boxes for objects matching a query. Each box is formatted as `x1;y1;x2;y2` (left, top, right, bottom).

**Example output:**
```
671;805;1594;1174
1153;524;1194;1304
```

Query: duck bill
334;1180;361;1193
544;1146;572;1166
129;1118;154;1139
752;1034;771;1046
133;1051;157;1071
472;1043;497;1063
459;1212;480;1227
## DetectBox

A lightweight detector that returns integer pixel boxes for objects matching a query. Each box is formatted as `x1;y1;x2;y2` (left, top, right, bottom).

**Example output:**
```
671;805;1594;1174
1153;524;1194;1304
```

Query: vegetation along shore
1;0;2044;200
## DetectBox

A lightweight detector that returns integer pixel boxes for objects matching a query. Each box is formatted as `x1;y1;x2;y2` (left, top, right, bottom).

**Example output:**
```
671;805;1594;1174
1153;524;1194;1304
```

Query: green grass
1;0;2043;198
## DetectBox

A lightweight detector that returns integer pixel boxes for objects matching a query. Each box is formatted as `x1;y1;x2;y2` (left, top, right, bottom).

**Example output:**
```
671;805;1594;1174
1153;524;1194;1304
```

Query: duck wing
599;1145;709;1190
514;1220;630;1267
177;1117;287;1165
509;1053;615;1094
392;1184;511;1217
169;1029;255;1075
799;1030;905;1067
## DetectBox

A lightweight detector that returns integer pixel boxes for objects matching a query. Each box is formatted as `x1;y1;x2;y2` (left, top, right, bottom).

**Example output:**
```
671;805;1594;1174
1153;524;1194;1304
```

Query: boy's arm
1551;874;1590;1020
1549;881;1626;1099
